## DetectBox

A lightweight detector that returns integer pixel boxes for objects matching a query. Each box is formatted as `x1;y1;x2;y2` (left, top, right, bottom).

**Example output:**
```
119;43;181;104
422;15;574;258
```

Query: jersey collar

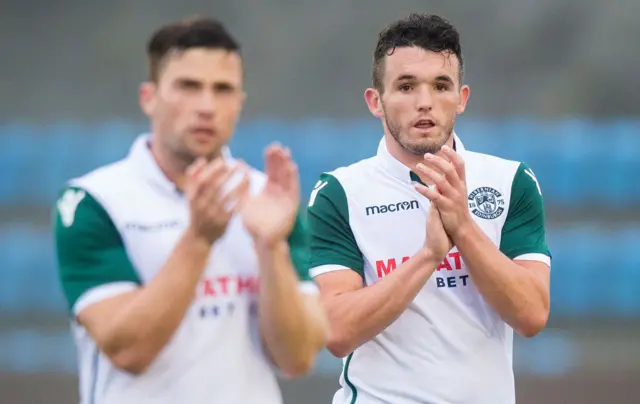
377;132;466;185
128;134;235;197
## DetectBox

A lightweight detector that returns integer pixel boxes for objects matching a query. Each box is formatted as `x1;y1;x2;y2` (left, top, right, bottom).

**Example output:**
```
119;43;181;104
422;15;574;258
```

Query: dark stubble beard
168;132;221;169
384;108;454;156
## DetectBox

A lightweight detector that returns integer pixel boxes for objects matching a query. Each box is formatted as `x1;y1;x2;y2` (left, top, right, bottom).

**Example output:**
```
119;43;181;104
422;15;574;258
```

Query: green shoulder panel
499;163;551;260
287;208;312;282
306;173;364;276
53;187;141;312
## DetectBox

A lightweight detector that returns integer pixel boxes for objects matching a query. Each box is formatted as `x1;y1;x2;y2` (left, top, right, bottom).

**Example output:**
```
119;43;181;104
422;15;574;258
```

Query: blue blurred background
2;1;639;403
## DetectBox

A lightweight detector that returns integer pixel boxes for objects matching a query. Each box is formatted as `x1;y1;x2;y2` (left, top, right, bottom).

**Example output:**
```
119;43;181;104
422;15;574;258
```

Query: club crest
468;187;505;220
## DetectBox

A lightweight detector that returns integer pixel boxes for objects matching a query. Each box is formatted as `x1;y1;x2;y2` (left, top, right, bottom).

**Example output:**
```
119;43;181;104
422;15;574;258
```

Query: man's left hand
241;144;300;248
414;145;473;240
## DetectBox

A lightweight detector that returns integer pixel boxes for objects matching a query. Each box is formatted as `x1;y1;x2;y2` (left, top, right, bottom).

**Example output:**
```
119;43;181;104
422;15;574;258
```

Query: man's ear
456;84;470;115
139;81;157;117
364;88;383;118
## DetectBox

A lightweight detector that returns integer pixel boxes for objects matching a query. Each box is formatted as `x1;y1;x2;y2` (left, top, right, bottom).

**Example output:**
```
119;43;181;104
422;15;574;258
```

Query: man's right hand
421;194;454;262
184;158;251;244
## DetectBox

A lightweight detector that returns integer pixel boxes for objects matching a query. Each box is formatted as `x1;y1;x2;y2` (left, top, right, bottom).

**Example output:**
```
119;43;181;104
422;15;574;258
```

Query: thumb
186;158;207;180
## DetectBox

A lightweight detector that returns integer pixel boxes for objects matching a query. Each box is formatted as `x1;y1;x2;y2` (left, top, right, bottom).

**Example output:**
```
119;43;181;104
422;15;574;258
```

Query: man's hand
413;145;473;239
422;201;453;261
185;157;250;244
242;144;300;248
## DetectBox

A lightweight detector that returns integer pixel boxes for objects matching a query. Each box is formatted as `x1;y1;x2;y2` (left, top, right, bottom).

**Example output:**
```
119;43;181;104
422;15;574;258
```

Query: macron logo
365;200;419;216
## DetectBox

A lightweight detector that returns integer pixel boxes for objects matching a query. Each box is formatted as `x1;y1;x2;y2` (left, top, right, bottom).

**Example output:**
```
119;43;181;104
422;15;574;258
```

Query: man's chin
185;141;221;161
403;137;449;156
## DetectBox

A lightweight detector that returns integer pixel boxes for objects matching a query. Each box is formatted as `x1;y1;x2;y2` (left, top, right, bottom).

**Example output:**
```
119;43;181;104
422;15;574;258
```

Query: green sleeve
53;187;141;312
287;209;312;282
306;173;364;276
500;163;551;260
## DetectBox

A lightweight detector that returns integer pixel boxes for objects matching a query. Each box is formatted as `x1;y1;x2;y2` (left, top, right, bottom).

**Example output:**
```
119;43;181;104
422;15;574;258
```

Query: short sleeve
499;163;551;264
306;173;364;277
287;209;312;282
53;187;141;315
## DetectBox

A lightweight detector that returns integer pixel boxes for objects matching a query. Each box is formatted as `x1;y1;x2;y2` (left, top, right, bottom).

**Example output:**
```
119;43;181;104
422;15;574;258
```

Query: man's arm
416;150;552;338
57;161;247;374
307;174;446;358
241;147;328;378
55;187;213;374
454;164;551;337
256;221;327;377
315;251;441;358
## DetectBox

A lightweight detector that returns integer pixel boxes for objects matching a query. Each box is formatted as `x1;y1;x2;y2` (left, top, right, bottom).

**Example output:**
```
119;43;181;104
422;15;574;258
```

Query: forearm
101;229;211;366
325;250;440;357
257;241;326;376
453;222;549;336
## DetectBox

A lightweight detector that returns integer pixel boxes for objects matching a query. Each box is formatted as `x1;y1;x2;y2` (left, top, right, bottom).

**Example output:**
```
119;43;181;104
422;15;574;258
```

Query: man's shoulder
464;149;522;170
463;149;544;209
67;158;133;194
463;149;523;183
322;156;379;187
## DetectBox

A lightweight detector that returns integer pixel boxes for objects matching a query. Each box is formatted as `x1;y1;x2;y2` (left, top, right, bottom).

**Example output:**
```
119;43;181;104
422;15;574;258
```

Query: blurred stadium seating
1;117;639;318
1;118;639;387
2;118;640;207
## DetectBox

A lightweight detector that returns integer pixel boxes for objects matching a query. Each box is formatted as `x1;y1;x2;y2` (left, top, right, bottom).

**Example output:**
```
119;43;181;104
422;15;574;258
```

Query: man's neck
149;140;191;192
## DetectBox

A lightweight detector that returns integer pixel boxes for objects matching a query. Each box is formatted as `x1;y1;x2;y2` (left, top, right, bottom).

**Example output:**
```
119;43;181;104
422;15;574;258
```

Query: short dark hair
146;17;241;81
372;14;463;91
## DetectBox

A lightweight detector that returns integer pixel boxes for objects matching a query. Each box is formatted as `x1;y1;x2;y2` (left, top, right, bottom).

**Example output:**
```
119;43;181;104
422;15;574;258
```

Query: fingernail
425;153;433;159
442;145;450;151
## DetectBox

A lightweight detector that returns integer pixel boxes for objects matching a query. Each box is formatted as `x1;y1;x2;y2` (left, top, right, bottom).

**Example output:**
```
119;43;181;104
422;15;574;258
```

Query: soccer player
306;13;551;404
53;17;327;404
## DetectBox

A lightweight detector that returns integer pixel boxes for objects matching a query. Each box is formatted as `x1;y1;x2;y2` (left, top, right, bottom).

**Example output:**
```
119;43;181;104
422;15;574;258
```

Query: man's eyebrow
396;74;417;82
434;75;454;84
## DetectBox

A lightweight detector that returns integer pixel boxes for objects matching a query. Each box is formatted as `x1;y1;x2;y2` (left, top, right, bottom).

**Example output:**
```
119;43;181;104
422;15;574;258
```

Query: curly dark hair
372;14;464;91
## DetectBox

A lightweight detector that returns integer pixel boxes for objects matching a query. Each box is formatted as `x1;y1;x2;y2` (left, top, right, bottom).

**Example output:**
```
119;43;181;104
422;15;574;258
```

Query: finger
278;148;296;191
198;158;227;181
267;144;289;186
208;162;244;199
186;158;207;179
415;163;454;196
264;143;281;180
189;158;228;199
195;162;236;209
222;173;251;214
281;146;291;160
439;145;466;183
414;183;442;204
287;160;300;196
274;146;289;186
184;158;208;197
423;153;460;188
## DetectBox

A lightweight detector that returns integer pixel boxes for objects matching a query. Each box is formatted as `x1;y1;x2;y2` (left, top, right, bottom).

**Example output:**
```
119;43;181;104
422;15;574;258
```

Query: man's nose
195;92;216;117
416;87;434;111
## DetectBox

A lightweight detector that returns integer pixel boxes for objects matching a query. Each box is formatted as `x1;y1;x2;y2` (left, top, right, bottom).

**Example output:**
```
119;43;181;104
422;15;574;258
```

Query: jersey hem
73;282;139;316
513;253;551;267
309;264;352;278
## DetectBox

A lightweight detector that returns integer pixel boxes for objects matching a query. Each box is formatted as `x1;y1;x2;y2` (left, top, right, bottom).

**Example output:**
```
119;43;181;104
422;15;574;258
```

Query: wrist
254;237;288;256
183;226;215;251
450;217;477;244
414;248;443;270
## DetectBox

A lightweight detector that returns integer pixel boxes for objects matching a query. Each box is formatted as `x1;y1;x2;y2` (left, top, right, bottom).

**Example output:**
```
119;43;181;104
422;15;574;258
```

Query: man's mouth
414;119;435;129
